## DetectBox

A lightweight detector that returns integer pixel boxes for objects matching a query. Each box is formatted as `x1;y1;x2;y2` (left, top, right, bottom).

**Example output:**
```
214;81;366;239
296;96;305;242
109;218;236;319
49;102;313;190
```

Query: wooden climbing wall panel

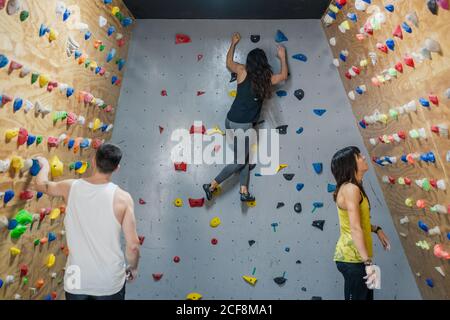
0;0;133;300
322;0;450;299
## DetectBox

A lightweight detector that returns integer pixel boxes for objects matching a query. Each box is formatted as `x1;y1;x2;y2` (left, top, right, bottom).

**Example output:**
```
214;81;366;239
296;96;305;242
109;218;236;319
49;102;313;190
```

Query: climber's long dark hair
331;146;370;207
246;48;273;101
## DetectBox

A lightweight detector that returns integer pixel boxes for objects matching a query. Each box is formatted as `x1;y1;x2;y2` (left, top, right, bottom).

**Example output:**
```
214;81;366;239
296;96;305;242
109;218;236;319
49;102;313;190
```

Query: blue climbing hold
112;76;118;85
63;8;71;22
121;17;133;27
48;232;57;242
418;220;429;232
425;278;434;288
74;161;82;170
347;13;357;22
30;159;41;176
39;24;49;37
356;86;364;95
402;22;412;33
4;190;14;204
296;183;304;192
104;0;112;4
327;11;337;20
447;232;450;240
117;58;126;71
363;0;372;4
95;66;101;74
359;121;367;129
27;134;36;146
339;52;347;62
255;173;262;177
311;202;324;213
313;163;323;174
296;127;304;135
419;98;430;107
275;30;288;43
0;279;3;289
66;87;74;98
385;4;394;12
13;98;23;112
68;139;75;150
106;48;116;63
327;184;337;193
386;39;395;51
292;54;307;62
43;294;52;301
420;152;435;163
80;139;89;149
8;219;18;230
276;90;287;97
401;155;408;163
0;54;9;69
285;247;290;252
74;50;82;59
85;31;92;40
37;192;43;199
101;124;108;132
107;26;116;37
313;109;327;116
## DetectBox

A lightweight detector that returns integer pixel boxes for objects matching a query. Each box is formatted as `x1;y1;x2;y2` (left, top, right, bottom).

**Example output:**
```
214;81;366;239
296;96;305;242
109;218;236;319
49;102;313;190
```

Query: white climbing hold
22;158;33;172
355;0;369;11
74;22;89;31
55;1;66;15
99;16;107;28
369;138;377;146
116;33;124;40
0;159;11;173
406;11;419;27
400;216;409;224
435;267;445;277
66;35;80;57
23;100;34;113
428;226;441;236
436;179;446;190
329;37;336;46
333;58;339;67
424;38;442;53
348;91;356;100
14;294;21;300
6;275;15;285
368;52;377;65
78;115;86;125
0;215;9;230
59;83;69;92
399;232;407;238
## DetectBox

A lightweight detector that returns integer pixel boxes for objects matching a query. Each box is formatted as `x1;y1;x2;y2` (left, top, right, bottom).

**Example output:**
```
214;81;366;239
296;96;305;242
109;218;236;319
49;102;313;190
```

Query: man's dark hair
95;143;122;174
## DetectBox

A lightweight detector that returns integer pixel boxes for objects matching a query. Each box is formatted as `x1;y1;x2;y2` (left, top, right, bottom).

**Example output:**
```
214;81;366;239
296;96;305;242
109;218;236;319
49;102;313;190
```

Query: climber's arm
34;157;73;200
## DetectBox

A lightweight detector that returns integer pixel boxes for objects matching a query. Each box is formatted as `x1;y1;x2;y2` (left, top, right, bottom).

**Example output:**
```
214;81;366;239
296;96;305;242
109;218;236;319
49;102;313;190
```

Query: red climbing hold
197;91;205;96
174;162;187;171
377;43;388;53
404;177;412;185
395;62;403;73
117;38;126;47
173;256;180;263
138;198;146;205
47;81;58;92
175;34;191;44
161;89;168;96
430;179;438;188
211;238;218;245
138;235;145;245
189;124;206;134
352;66;361;75
159;126;164;134
18;128;28;146
404;55;415;68
344;71;352;80
197;54;203;61
1;94;12;105
152;273;163;281
20;190;34;201
8;60;22;75
429;95;439;106
188;198;205;208
336;0;347;5
92;138;103;150
393;25;403;39
398;131;406;139
20;265;28;277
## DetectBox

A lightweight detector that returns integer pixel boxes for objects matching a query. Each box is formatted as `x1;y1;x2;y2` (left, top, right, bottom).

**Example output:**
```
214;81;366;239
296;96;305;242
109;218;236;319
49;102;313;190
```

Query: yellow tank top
334;193;373;263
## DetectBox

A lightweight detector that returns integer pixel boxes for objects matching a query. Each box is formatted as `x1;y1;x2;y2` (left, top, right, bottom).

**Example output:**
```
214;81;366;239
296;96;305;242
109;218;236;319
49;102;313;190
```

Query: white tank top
64;179;126;296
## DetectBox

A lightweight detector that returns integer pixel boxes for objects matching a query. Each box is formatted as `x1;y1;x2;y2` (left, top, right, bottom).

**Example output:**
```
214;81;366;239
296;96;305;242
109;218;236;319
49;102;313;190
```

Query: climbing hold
17;127;27;145
438;0;449;9
424;38;442;53
296;183;304;192
175;34;191;44
106;48;116;63
186;292;202;300
152;273;163;281
271;222;279;232
107;25;116;37
173;198;183;207
11;155;24;173
48;232;57;242
46;254;56;268
248;240;256;247
377;43;388;54
174;162;187;171
385;4;394;12
283;173;295;181
273;276;287;285
276;202;284;209
173;256;180;263
210;217;221;228
188;198;205;207
243;275;257;286
4;190;15;204
313;109;326;116
327;184;337;193
312;220;325;231
312;163;323;174
250;35;261;43
138;198;146;205
425;278;434;288
418;220;429;233
294;89;305;101
404;55;415;68
8;60;22;75
19;191;33;201
434;244;450;260
50;156;63;178
276;90;287;97
275;30;288;43
386;39;395;51
427;0;438;14
10;247;21;256
294;203;302;213
311;202;324;213
392;25;403;40
401;22;412;34
292;54;307;62
6;0;20;15
276;125;288;135
19;10;29;22
0;54;9;68
296;127;304;135
230;72;237;83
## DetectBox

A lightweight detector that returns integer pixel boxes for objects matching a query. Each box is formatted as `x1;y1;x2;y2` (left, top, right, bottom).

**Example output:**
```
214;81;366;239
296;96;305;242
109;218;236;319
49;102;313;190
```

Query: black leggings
336;262;374;300
65;283;126;300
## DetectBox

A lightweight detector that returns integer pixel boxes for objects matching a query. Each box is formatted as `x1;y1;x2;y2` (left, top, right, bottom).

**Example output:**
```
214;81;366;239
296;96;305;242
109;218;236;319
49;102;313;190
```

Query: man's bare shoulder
114;187;133;205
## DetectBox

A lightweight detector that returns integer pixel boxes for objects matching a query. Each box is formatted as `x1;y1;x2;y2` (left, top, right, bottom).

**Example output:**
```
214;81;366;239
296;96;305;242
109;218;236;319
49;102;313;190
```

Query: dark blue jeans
336;262;374;300
65;283;126;300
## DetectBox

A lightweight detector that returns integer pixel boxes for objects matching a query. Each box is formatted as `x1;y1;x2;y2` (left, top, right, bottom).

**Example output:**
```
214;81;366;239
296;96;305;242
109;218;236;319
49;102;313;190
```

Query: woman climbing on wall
203;32;289;202
331;146;391;300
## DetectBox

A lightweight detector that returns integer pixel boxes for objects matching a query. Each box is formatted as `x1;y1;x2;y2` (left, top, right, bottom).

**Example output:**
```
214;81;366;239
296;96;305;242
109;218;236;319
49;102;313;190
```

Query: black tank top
227;76;263;124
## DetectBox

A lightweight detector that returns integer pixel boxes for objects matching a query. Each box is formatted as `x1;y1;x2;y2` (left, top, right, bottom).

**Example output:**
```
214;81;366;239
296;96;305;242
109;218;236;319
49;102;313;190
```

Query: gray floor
111;19;421;299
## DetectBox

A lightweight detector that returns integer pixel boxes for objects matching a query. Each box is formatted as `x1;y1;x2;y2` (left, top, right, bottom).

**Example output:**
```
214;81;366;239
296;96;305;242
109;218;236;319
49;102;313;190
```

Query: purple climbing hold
275;30;288;43
313;109;327;116
4;190;14;204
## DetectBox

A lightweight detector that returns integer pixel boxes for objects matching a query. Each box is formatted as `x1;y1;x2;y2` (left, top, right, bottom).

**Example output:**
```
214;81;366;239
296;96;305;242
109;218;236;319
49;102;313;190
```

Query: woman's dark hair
246;48;273;100
331;146;369;205
95;143;122;174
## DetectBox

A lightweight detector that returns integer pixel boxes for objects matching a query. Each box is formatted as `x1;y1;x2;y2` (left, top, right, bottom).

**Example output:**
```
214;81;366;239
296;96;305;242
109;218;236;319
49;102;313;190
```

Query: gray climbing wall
111;19;422;300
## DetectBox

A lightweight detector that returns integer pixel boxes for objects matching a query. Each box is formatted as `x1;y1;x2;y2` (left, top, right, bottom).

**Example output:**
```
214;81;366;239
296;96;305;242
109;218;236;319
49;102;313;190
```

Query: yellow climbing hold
339;20;351;31
90;61;98;71
405;198;414;207
48;28;58;42
46;254;56;268
174;198;183;207
328;4;339;13
50;208;61;220
11;156;24;173
378;114;388;124
5;128;19;141
212;185;222;196
360;59;368;67
276;164;288;173
210;217;221;228
76;162;89;175
112;6;120;15
39;74;50;88
50;155;64;178
243;275;257;286
207;126;225;136
416;240;430;250
10;247;21;256
229;90;237;98
247;200;257;207
186;292;202;300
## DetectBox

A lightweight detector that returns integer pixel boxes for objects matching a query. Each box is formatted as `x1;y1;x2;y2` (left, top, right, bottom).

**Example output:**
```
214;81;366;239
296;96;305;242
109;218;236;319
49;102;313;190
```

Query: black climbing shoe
249;164;256;171
240;192;255;202
203;184;214;201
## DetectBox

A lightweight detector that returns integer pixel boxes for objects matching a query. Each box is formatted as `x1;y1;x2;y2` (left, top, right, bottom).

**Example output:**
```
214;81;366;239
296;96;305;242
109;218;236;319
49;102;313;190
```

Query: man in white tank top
34;144;140;300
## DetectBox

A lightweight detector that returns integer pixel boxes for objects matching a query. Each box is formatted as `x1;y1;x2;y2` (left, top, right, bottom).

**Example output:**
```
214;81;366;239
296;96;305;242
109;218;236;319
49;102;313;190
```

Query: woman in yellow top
331;146;391;300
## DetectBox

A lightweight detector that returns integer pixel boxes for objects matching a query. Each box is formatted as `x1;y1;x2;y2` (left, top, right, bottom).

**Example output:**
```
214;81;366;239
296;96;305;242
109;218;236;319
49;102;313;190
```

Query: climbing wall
322;0;450;299
112;19;421;299
0;0;133;299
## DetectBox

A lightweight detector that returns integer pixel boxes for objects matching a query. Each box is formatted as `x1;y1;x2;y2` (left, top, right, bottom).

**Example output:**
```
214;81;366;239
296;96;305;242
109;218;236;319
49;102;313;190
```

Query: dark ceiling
123;0;331;19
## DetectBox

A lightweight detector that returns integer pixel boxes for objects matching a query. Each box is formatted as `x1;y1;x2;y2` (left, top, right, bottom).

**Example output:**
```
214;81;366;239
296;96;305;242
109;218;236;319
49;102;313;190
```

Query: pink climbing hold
139;198;146;205
416;199;426;209
161;89;168;96
197;54;203;61
67;112;77;126
434;244;450;260
47;81;58;92
393;25;403;39
175;34;191;44
92;138;103;149
0;0;5;10
47;136;59;148
8;60;22;75
437;0;449;10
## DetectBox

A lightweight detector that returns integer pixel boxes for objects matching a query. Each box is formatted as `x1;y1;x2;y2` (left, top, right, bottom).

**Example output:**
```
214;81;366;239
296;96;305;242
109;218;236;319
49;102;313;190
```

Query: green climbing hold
11;225;27;239
99;44;106;52
31;73;39;84
116;12;124;21
33;239;40;246
53;111;68;123
36;135;43;145
20;10;29;22
85;60;91;68
15;209;33;225
22;277;28;285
